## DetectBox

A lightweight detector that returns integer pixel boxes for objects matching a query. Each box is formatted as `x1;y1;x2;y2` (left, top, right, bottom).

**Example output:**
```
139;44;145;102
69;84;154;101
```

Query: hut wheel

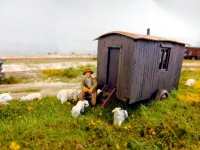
155;89;169;101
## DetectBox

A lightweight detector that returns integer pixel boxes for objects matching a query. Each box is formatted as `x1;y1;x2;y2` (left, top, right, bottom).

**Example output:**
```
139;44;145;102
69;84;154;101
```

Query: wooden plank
101;88;117;108
97;34;185;104
116;36;134;101
160;44;174;48
107;48;120;89
97;39;108;89
130;41;185;103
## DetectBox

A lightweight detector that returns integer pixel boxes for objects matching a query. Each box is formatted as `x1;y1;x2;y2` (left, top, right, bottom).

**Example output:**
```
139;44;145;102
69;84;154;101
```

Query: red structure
184;46;200;60
95;31;188;107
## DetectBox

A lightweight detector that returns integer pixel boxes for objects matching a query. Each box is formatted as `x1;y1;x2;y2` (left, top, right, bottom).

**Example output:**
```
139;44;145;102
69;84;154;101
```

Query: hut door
107;48;120;89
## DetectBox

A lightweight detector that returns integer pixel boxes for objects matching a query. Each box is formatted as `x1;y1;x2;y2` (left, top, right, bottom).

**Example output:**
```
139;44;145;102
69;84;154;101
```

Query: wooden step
101;90;110;96
100;97;107;103
97;85;117;108
101;88;117;108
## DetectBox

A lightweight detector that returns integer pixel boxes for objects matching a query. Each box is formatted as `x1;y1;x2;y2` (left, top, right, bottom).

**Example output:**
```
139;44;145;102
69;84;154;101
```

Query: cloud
0;0;199;56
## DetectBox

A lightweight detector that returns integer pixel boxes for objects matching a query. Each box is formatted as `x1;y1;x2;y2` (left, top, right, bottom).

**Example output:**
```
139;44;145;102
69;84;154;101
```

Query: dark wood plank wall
166;44;185;90
130;40;185;103
97;34;135;97
97;35;185;104
97;35;123;89
130;40;159;103
116;36;134;100
97;39;107;89
157;43;184;91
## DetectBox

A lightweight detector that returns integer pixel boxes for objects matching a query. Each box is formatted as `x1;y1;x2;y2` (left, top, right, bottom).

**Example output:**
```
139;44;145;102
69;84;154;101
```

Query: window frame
159;44;173;71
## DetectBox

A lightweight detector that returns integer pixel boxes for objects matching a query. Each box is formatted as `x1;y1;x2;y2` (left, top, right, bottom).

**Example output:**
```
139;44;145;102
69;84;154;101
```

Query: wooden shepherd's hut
95;31;188;107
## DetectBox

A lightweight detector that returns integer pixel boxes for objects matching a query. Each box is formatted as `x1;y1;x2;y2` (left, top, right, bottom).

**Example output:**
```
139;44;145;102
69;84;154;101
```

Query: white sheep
57;89;81;104
0;92;13;104
112;107;128;126
20;93;42;101
71;100;89;117
184;79;195;86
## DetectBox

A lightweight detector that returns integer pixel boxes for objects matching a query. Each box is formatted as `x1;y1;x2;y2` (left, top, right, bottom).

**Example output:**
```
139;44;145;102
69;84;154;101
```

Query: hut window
159;48;171;70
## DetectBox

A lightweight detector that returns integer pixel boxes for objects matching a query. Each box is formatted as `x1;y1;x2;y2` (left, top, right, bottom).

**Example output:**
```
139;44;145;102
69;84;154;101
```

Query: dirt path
0;82;80;99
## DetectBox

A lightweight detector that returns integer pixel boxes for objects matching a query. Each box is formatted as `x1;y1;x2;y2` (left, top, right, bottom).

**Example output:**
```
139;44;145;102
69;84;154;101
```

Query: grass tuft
2;76;21;84
0;70;200;149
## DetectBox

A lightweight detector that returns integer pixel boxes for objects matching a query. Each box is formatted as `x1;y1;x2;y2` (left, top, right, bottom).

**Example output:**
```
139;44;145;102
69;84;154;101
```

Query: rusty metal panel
94;31;189;45
184;46;200;59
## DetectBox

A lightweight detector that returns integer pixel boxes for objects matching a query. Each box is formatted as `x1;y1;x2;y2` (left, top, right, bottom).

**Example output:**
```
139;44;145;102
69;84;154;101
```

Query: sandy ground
2;61;97;72
0;82;81;99
0;60;95;100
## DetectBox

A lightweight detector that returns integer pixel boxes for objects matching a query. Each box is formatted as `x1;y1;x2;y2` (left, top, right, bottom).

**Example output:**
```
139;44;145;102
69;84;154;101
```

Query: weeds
2;64;97;84
1;69;200;149
41;64;96;79
2;76;21;84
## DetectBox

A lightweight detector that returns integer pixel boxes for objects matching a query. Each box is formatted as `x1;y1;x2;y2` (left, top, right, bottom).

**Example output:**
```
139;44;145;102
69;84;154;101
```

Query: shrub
41;65;96;79
62;68;79;78
2;76;21;84
93;57;97;60
41;69;63;77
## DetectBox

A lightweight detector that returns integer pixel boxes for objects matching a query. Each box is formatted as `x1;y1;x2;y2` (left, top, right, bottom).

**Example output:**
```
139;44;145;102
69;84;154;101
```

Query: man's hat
83;68;93;75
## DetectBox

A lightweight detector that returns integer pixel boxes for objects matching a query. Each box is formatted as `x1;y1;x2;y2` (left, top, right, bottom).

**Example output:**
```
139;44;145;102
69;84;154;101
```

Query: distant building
184;46;200;59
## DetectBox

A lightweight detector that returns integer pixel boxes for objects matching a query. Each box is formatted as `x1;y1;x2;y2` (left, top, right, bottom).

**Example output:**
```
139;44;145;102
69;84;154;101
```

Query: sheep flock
0;78;196;126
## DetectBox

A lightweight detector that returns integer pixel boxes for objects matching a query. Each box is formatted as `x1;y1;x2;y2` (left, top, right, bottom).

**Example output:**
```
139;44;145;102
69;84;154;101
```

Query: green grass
2;76;21;84
1;70;200;149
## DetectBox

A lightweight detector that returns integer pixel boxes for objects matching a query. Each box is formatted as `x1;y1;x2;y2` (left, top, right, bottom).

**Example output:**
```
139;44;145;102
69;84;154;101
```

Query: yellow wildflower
127;125;132;129
193;81;200;89
96;120;101;124
115;144;120;149
28;106;33;111
152;131;156;135
177;92;200;103
124;126;128;130
9;141;20;150
89;120;96;126
124;142;127;147
66;102;71;106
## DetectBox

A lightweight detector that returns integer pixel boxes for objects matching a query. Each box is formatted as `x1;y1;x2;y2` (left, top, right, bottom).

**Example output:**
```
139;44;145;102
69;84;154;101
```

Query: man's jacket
81;77;98;92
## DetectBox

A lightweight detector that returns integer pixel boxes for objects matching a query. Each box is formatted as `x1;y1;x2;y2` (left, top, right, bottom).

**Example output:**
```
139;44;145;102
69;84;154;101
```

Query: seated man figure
79;68;98;107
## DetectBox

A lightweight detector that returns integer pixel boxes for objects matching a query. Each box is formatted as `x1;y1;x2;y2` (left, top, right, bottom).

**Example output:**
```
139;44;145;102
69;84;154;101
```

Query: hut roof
94;31;189;45
185;46;200;49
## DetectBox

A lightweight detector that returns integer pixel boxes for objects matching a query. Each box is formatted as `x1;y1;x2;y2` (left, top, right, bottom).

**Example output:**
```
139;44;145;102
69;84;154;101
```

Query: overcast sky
0;0;199;56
